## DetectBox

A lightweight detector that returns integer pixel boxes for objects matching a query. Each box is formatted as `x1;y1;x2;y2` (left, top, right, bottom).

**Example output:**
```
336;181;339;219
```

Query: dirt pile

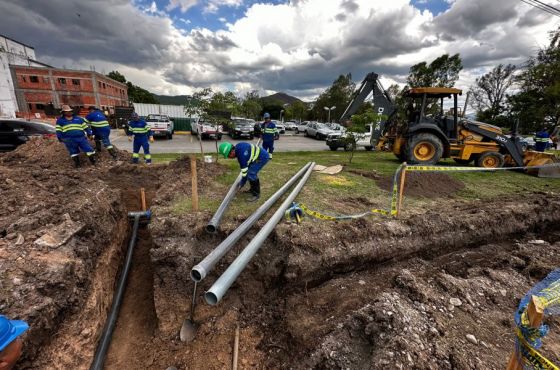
376;172;465;197
0;136;130;169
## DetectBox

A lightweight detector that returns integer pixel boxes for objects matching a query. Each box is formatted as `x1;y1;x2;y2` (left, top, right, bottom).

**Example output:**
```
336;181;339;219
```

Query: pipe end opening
190;269;203;282
205;292;218;305
205;225;217;234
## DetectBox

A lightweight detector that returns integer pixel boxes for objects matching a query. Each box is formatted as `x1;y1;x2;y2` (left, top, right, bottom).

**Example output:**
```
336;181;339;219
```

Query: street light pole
280;109;284;122
323;105;336;123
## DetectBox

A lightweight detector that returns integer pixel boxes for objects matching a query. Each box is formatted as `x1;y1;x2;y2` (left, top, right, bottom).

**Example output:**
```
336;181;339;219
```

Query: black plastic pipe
89;210;150;370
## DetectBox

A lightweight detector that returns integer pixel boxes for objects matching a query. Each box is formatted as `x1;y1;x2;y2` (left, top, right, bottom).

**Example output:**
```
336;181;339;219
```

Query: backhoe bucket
524;151;560;178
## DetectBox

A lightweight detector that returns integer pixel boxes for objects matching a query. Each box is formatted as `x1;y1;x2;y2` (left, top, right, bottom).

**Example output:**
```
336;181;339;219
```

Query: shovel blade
180;319;198;342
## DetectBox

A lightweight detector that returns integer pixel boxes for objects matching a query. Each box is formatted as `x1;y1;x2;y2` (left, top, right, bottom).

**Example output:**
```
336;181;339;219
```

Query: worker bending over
127;113;154;164
56;105;96;167
85;106;117;159
0;315;28;370
261;112;277;159
218;141;269;202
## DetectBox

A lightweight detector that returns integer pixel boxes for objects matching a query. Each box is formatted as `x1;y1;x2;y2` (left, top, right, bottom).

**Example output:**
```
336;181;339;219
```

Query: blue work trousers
92;127;113;149
63;136;95;157
132;136;151;163
262;140;274;155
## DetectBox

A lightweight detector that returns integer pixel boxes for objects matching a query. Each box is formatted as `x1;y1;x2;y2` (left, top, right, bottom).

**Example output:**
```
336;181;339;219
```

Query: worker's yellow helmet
218;142;233;158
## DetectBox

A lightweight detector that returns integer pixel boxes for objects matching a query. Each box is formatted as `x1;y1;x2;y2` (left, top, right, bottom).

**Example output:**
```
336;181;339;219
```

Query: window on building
102;83;106;89
29;76;39;83
28;103;33;110
35;104;45;110
58;78;66;85
72;79;80;86
98;81;102;88
22;76;27;82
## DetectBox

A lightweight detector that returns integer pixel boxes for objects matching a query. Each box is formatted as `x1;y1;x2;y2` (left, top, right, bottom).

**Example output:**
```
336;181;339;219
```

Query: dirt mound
0;136;130;169
376;172;465;198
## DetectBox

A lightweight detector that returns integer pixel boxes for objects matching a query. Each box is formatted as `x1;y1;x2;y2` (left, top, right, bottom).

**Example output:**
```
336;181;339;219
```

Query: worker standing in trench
261;112;277;159
218;141;269;202
85;106;117;159
56;105;97;167
0;316;28;370
127;112;154;164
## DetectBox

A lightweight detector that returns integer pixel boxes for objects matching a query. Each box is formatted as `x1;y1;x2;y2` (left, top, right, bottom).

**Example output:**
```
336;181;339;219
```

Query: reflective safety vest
85;110;110;128
55;116;92;139
262;121;277;141
127;119;152;137
235;142;265;178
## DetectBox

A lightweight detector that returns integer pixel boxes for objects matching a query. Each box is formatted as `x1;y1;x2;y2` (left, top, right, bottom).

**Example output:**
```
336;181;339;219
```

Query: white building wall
133;103;197;118
0;36;43;117
0;54;17;117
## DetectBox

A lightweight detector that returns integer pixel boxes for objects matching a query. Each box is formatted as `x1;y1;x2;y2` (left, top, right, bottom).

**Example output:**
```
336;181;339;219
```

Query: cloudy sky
0;0;558;100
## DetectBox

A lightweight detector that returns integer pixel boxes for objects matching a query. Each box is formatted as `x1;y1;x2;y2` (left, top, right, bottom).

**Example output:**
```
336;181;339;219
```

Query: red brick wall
13;66;129;115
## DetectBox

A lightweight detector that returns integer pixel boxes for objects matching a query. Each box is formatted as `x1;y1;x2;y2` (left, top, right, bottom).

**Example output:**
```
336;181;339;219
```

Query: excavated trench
16;155;560;369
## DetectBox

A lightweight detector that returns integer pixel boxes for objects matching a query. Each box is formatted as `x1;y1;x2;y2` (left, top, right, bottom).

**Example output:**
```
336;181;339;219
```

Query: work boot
95;140;102;152
72;156;80;168
108;147;118;160
88;154;96;165
247;179;260;202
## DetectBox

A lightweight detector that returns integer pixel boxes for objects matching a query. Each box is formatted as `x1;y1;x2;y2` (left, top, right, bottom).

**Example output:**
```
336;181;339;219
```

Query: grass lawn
152;151;560;219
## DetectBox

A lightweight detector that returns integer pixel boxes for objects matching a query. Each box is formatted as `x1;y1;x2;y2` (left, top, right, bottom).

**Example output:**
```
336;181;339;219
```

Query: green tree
241;90;262;119
469;64;516;124
106;70;158;104
407;54;463;88
343;108;387;163
313;74;355;122
285;100;307;122
509;27;560;132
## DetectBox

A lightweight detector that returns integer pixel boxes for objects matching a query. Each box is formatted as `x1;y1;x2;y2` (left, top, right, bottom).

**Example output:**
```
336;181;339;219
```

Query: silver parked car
305;122;335;140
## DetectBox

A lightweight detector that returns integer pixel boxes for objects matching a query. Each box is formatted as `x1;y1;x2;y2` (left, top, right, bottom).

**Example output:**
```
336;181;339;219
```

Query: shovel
180;281;198;342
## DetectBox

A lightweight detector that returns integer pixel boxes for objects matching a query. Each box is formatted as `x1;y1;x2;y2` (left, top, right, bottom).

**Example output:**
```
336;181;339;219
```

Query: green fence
171;117;193;132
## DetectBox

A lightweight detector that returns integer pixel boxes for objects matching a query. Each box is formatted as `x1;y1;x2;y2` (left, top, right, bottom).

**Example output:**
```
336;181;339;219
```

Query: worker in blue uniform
0;315;28;370
218;141;269;202
127;112;154;164
56;105;96;167
534;127;550;152
261;112;277;159
85;106;117;159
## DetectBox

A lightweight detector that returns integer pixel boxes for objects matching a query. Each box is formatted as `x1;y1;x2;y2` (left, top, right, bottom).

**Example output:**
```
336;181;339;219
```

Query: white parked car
146;114;174;139
326;124;375;151
272;120;286;134
191;118;223;140
296;121;310;134
284;121;297;130
305;122;335;140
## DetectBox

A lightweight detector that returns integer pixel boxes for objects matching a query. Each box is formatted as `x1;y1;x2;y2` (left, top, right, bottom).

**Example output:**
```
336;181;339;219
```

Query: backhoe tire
405;133;443;165
476;151;504;168
329;145;338;151
453;158;472;165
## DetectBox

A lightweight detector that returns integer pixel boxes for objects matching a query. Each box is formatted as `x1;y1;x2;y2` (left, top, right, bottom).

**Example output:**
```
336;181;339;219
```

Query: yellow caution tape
516;328;559;370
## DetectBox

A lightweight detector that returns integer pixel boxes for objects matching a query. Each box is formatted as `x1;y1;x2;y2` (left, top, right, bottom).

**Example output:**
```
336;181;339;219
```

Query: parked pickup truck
146;114;174;139
192;119;223;140
326;124;375;151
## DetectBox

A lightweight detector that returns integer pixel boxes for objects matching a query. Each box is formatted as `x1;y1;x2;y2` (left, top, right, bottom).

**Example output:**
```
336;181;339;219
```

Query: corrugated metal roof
133;103;199;118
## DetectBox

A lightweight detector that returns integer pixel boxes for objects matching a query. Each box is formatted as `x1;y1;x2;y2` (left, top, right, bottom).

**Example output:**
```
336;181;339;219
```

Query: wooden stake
140;188;147;211
507;296;545;370
232;325;240;370
190;156;199;211
397;163;407;217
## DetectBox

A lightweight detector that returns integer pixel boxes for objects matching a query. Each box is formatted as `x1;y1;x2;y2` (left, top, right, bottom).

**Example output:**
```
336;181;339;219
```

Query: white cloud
166;0;198;12
1;0;558;100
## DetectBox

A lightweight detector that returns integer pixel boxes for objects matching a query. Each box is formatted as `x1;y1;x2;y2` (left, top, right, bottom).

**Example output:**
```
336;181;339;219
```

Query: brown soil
2;138;560;370
376;172;465;198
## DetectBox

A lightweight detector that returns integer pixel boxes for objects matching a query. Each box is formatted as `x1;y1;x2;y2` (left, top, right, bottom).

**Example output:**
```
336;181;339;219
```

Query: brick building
11;65;129;115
